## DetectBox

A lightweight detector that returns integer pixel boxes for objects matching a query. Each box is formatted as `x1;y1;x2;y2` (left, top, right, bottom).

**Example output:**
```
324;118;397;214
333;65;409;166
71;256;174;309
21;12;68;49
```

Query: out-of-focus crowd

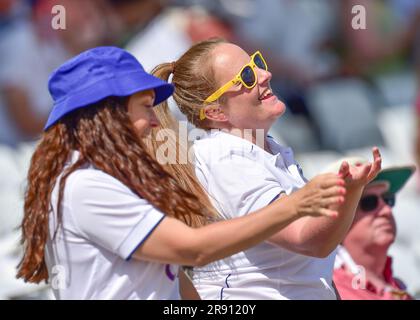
0;0;419;299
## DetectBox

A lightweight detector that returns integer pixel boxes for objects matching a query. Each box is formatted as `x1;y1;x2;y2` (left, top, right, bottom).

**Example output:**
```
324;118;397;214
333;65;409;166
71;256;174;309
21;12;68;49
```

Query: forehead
130;89;155;101
363;182;390;195
211;43;251;83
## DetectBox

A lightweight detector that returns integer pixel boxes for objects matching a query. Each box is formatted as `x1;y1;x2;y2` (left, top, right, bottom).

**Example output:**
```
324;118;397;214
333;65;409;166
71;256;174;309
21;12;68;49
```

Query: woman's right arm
132;173;344;266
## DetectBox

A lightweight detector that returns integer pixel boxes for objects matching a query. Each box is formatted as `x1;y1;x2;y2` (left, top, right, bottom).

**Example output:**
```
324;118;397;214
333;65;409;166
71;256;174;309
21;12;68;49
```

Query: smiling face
205;43;286;131
344;183;397;252
127;89;159;137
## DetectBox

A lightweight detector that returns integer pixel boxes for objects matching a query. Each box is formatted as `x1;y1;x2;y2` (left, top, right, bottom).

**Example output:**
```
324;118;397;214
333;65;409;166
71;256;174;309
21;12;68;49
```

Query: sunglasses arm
204;78;239;103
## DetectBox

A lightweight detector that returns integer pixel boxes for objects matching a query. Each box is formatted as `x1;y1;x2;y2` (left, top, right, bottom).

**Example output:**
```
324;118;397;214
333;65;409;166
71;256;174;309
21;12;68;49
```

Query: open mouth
258;88;274;101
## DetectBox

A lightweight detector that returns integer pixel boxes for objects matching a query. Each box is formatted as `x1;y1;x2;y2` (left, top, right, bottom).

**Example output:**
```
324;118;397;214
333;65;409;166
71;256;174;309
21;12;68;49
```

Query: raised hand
289;173;346;219
337;147;382;188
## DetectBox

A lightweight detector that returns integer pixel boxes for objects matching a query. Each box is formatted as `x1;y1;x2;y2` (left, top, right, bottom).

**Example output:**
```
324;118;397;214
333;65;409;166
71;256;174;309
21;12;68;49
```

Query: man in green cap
325;158;416;299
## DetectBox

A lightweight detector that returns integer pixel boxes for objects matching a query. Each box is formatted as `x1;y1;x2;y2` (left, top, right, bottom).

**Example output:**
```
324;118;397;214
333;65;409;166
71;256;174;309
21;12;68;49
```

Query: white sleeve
200;152;284;219
67;170;165;260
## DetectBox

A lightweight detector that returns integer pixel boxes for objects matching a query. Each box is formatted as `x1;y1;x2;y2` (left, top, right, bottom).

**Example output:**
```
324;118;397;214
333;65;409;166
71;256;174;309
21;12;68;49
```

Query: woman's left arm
297;147;382;256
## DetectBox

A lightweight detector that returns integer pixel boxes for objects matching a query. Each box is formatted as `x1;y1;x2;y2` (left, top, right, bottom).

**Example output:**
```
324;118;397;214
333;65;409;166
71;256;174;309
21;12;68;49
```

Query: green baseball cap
372;165;416;194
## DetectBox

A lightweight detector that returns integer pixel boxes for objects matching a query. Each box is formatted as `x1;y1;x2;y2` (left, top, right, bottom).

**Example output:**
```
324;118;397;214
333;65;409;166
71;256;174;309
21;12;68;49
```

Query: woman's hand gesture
289;173;346;218
337;147;382;189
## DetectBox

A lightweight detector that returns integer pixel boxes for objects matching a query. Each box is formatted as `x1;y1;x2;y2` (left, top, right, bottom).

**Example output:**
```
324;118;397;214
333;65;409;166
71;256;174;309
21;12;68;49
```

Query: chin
375;233;396;247
272;100;286;117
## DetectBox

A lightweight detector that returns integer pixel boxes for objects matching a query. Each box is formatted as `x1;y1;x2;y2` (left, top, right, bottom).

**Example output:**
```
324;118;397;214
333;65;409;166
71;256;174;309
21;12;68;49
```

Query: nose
150;109;160;128
376;200;393;218
257;67;272;85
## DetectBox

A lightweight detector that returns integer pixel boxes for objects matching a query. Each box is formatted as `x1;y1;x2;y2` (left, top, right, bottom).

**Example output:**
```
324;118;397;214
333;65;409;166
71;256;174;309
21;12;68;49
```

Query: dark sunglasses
359;193;395;212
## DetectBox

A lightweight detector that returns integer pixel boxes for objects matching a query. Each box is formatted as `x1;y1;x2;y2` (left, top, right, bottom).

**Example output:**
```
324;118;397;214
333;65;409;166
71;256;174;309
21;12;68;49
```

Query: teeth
259;89;272;100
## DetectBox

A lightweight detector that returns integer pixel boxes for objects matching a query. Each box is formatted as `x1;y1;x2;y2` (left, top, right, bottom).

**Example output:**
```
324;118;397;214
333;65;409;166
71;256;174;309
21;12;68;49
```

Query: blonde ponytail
144;60;222;224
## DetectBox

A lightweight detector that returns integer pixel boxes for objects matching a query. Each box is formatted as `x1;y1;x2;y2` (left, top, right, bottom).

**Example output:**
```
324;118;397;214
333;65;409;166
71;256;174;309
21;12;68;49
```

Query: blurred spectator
414;13;420;190
0;0;27;27
326;157;415;299
0;0;66;146
106;0;171;47
339;0;420;78
125;1;233;122
416;93;420;189
42;0;118;55
0;0;121;147
126;1;233;72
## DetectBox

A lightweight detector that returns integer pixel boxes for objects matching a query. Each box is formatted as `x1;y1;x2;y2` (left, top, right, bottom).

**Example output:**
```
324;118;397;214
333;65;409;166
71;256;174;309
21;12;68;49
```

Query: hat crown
44;46;174;131
48;46;144;103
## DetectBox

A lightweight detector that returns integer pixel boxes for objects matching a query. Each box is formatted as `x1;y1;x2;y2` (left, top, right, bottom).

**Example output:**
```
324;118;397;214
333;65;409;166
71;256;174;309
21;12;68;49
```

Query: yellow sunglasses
200;51;268;120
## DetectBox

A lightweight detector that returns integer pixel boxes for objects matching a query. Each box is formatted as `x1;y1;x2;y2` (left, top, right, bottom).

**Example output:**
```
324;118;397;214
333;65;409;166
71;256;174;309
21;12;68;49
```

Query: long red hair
17;97;216;283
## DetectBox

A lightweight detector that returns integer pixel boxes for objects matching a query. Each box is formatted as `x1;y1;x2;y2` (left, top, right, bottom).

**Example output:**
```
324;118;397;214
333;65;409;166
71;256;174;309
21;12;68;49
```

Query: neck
345;243;389;279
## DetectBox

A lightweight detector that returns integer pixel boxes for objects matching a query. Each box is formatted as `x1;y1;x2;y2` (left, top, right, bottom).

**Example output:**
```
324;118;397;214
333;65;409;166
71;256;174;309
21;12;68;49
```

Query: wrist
346;183;364;191
284;192;302;219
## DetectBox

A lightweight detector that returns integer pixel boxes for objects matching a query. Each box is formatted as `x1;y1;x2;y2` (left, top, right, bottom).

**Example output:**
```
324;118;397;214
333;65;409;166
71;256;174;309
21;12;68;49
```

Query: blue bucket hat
44;46;174;130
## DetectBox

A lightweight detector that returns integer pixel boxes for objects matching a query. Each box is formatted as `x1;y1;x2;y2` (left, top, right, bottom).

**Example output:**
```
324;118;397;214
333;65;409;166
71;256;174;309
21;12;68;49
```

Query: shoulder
66;166;122;187
193;130;255;164
65;166;134;201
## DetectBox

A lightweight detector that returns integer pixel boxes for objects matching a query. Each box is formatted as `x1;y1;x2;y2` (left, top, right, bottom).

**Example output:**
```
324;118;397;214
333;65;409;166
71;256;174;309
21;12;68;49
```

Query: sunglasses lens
241;66;256;87
254;53;267;70
360;193;396;212
360;195;378;212
383;193;396;207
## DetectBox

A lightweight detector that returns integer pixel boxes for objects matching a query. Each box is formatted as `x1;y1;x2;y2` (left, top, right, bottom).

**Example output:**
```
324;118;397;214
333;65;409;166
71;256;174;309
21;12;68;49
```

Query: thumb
362;163;372;179
338;161;350;178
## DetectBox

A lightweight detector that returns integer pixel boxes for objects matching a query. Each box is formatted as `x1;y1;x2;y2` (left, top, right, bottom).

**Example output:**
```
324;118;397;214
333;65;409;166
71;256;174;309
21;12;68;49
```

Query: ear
203;105;228;122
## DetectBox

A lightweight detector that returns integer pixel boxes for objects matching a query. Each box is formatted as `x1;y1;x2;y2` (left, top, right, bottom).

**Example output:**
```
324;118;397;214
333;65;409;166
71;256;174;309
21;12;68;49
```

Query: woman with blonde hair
150;38;382;299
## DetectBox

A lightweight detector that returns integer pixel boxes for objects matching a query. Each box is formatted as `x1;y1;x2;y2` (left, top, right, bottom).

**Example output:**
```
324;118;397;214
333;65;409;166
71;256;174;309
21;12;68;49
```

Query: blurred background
0;0;419;299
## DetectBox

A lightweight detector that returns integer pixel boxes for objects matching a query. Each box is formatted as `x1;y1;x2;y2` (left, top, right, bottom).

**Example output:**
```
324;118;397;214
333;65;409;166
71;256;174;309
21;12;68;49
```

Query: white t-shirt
45;151;179;300
191;130;337;300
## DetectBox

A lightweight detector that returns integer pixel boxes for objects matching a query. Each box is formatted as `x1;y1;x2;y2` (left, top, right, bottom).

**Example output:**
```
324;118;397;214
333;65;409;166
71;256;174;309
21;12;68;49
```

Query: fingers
323;196;345;207
318;174;345;189
338;161;350;179
371;147;382;170
318;208;338;218
362;147;382;181
372;146;381;163
323;186;346;197
298;174;346;218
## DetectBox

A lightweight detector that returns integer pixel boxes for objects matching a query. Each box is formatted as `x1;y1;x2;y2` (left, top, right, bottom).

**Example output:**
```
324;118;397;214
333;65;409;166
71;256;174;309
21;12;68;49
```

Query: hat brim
372;165;416;194
44;71;174;130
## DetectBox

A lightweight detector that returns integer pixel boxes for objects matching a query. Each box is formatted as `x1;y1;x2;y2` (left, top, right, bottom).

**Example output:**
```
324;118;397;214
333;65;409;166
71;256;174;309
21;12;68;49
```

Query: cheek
129;110;151;135
348;215;375;242
133;118;149;132
373;215;397;237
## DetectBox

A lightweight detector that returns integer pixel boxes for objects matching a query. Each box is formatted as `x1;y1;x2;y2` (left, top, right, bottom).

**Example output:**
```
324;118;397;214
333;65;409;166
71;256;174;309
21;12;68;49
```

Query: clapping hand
337;147;382;189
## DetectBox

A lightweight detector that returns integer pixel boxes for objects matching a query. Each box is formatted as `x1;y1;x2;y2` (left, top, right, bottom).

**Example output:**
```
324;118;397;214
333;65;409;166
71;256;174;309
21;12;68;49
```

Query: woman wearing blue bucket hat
17;46;346;299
